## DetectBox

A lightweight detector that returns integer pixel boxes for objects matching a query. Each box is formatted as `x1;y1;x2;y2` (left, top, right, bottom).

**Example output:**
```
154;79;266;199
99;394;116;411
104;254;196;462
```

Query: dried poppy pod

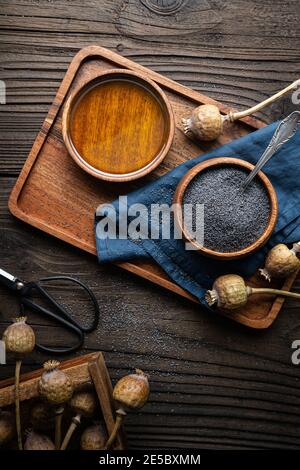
113;368;149;409
3;316;35;355
70;390;97;416
0;410;15;446
206;274;300;310
61;391;97;450
182;104;223;142
39;360;74;449
260;242;300;281
2;316;35;450
30;401;55;432
206;274;248;310
105;369;150;449
24;430;55;450
39;360;74;405
183;78;300;142
80;422;107;451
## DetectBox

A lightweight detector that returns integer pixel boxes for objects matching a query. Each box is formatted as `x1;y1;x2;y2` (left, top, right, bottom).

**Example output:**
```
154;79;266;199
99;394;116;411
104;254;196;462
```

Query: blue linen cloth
95;122;300;307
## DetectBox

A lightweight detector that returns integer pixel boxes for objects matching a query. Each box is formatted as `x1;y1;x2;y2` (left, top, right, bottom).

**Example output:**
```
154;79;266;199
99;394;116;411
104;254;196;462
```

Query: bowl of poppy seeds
173;157;278;260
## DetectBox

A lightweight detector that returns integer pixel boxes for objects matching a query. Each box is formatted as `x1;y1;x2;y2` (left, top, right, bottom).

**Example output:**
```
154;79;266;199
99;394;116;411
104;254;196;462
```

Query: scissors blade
0;268;22;291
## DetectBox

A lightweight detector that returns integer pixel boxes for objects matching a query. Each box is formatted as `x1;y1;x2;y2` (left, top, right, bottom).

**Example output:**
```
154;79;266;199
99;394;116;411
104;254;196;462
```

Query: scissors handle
38;276;100;333
19;275;100;355
21;297;84;354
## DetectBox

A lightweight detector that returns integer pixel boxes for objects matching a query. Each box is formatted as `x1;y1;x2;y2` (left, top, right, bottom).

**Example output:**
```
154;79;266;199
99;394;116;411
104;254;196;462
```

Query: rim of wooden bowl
62;68;175;182
173;157;278;260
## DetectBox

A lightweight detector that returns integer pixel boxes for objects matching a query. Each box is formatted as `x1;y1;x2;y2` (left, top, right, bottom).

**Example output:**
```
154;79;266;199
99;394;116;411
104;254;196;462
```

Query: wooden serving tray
0;352;125;449
8;45;298;329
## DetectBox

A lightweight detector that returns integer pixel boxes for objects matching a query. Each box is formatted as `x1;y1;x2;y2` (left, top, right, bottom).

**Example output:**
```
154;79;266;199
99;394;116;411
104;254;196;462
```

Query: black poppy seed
182;165;271;253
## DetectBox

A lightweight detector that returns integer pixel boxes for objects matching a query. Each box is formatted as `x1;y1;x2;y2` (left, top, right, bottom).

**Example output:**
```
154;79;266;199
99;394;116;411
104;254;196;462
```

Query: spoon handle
241;111;300;191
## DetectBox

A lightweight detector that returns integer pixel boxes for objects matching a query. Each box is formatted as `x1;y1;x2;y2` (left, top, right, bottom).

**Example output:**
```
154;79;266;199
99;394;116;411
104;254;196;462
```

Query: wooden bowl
173;157;278;260
62;69;174;182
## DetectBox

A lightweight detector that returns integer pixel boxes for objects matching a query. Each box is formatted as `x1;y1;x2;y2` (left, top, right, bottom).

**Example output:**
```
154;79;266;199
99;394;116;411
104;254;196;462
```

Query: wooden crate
0;352;125;449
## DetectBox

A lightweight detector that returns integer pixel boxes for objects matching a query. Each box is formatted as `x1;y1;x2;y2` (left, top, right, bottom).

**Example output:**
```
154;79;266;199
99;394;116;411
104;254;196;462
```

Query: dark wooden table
1;0;300;450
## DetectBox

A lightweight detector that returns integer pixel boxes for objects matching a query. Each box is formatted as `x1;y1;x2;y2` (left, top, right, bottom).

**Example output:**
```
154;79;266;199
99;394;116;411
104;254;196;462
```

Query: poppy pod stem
15;359;22;450
105;408;126;450
226;78;300;123
60;414;81;450
54;406;64;450
249;286;300;299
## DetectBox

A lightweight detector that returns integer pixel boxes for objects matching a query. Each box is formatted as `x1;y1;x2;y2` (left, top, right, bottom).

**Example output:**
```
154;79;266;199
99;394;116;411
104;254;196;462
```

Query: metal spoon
240;111;300;191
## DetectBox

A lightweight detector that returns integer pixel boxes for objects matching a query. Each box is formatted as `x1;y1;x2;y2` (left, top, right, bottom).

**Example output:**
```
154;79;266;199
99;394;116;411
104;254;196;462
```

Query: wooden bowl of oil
62;69;175;182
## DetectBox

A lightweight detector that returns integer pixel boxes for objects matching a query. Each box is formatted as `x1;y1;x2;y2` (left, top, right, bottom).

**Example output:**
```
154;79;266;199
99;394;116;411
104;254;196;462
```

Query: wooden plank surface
1;0;300;450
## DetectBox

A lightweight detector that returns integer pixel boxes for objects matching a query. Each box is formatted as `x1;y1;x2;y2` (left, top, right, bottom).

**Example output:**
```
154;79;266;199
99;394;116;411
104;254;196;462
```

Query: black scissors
0;268;100;355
